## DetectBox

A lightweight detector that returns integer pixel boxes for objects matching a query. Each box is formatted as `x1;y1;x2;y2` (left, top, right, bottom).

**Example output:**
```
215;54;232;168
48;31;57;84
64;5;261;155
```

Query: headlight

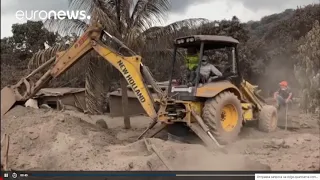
189;38;194;42
176;39;185;44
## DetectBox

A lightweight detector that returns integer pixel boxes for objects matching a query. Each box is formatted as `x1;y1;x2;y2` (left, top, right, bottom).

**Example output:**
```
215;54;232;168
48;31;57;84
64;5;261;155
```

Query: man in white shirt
198;55;223;83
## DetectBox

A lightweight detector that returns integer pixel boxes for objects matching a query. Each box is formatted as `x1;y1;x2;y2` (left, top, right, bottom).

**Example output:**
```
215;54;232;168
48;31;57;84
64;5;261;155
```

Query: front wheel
202;91;243;145
258;105;278;132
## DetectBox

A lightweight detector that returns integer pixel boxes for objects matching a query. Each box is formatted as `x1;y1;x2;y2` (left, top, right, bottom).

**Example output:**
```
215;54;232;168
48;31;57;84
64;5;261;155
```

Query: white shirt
199;63;223;79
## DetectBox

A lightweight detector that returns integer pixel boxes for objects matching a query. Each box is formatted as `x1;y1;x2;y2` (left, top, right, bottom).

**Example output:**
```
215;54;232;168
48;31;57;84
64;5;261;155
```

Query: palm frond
119;0;135;30
122;27;144;51
142;48;185;81
144;18;209;38
142;26;162;35
68;0;119;35
68;0;112;14
90;7;118;34
28;44;69;69
143;48;184;60
138;18;209;54
28;43;91;88
130;0;170;32
44;18;88;36
90;0;117;23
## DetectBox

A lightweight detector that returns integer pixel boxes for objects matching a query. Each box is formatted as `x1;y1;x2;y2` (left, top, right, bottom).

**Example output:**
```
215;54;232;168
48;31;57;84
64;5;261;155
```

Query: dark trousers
187;69;197;85
276;95;292;110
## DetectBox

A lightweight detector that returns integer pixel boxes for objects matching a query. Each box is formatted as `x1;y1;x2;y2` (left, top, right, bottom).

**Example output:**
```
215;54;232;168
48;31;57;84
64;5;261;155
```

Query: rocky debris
39;104;51;109
265;134;316;149
128;162;134;169
95;119;108;129
54;113;66;123
27;131;39;140
24;99;39;109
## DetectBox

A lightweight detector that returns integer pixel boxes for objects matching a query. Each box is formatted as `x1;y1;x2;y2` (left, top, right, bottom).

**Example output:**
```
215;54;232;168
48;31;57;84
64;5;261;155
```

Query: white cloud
165;0;317;24
1;15;22;38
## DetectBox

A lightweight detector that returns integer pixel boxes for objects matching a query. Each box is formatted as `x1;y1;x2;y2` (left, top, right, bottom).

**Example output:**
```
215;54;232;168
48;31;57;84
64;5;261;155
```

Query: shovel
285;104;288;131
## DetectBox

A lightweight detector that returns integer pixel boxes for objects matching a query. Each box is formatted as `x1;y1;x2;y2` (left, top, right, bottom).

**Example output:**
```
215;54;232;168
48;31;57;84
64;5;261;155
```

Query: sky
1;0;319;38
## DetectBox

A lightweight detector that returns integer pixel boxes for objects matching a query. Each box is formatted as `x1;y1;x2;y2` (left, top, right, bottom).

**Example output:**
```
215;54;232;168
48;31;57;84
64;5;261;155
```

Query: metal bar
167;46;177;96
28;70;53;99
232;47;236;74
191;110;223;148
285;104;288;131
235;46;242;81
188;123;216;150
149;124;167;138
144;138;173;171
4;135;9;171
194;42;204;91
137;119;158;140
141;65;164;101
102;30;136;56
1;134;10;171
25;57;55;79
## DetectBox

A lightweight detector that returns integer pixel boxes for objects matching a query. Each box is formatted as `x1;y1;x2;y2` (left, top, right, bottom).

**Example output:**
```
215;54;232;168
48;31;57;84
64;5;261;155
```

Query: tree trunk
115;0;131;128
120;76;131;129
85;55;105;114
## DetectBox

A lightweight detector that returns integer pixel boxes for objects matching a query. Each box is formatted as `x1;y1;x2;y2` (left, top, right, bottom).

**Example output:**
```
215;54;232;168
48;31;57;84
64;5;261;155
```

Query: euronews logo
15;10;91;21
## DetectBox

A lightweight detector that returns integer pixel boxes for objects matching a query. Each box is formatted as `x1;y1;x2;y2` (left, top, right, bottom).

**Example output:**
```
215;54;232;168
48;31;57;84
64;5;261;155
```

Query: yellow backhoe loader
1;21;278;149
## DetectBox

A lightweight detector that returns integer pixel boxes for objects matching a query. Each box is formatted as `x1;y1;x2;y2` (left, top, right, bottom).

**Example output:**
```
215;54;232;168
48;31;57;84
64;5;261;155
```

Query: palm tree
29;0;208;114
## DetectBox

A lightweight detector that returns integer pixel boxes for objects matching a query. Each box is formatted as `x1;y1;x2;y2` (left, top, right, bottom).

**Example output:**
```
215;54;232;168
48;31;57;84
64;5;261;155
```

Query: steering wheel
223;65;233;73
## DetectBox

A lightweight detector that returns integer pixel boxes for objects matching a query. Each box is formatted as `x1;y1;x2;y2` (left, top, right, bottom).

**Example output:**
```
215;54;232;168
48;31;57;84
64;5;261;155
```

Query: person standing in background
274;81;293;109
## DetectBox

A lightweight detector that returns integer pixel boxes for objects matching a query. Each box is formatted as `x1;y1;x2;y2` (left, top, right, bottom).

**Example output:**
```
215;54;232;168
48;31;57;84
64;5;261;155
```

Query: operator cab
168;35;242;101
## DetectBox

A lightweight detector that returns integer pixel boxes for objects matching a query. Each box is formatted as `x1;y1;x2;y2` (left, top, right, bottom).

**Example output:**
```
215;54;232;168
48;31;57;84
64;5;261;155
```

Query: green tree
11;21;58;60
241;4;320;95
1;21;60;88
1;37;15;65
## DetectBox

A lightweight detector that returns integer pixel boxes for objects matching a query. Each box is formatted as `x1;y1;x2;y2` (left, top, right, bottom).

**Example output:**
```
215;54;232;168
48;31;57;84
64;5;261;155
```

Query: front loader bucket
1;86;17;118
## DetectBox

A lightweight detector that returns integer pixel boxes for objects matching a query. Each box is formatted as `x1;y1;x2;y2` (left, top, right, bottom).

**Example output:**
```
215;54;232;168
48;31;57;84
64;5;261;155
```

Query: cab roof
174;35;239;49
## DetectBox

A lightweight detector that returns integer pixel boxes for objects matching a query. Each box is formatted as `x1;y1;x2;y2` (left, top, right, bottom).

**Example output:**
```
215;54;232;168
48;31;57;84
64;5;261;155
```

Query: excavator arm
1;22;161;120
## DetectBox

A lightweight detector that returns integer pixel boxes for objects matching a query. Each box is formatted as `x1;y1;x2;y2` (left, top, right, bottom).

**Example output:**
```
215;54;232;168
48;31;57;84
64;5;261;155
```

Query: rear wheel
202;91;243;145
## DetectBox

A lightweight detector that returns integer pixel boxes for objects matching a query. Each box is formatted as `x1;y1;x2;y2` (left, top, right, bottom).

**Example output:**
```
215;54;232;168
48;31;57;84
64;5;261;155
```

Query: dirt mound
1;106;271;171
227;132;320;171
1;106;319;171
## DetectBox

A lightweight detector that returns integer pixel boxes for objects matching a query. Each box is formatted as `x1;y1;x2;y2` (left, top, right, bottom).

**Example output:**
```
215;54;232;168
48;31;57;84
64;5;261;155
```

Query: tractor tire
258;105;278;132
202;91;243;145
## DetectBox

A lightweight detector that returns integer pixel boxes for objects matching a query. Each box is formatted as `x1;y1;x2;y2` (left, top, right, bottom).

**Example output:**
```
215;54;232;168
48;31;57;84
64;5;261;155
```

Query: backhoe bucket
1;86;17;118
